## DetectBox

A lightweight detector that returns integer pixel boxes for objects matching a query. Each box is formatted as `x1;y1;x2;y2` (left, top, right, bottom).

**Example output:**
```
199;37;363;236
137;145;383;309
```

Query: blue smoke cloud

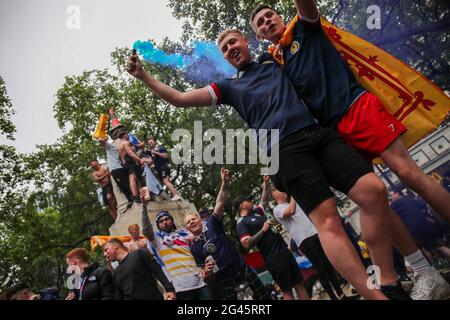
133;40;235;85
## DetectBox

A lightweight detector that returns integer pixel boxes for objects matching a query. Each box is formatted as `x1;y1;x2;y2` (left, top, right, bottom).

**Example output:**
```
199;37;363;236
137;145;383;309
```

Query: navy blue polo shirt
235;206;288;264
442;177;450;193
282;16;366;127
190;213;243;280
147;146;169;172
208;55;317;148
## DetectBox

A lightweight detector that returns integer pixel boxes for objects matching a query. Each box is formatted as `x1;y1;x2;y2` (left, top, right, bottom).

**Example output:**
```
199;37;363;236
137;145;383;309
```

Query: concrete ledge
109;200;198;236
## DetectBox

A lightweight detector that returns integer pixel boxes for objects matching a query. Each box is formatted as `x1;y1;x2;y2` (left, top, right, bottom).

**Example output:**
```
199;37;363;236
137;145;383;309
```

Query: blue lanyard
78;276;88;301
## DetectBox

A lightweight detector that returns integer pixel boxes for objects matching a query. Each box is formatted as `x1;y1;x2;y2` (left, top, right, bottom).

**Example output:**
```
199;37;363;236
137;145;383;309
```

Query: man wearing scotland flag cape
250;0;450;300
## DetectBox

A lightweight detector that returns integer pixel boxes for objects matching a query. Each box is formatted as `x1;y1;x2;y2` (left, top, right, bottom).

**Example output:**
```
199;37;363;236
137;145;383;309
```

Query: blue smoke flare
133;40;235;85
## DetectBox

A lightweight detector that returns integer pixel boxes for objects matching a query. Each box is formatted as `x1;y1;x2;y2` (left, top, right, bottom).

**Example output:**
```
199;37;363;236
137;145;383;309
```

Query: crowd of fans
3;156;450;300
90;128;182;220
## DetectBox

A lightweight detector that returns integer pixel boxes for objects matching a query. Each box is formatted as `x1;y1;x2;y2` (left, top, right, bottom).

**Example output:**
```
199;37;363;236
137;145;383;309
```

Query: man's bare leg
129;174;138;197
380;139;450;299
347;173;398;285
382;138;450;224
294;283;310;300
377;203;437;277
389;213;421;256
162;177;179;197
282;290;294;300
106;194;118;220
345;172;449;299
309;198;387;300
437;246;450;259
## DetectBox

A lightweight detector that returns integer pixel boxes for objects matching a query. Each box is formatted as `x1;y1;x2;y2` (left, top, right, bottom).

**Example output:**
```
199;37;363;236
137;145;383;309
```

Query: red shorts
336;92;407;163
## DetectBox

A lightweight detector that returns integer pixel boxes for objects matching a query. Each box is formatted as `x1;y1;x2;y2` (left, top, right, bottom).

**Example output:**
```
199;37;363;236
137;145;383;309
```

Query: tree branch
375;19;450;46
404;42;448;76
39;237;91;252
379;1;400;39
331;0;345;25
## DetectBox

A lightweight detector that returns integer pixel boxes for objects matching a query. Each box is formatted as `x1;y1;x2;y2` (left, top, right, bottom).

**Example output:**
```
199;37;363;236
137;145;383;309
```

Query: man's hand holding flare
127;49;145;80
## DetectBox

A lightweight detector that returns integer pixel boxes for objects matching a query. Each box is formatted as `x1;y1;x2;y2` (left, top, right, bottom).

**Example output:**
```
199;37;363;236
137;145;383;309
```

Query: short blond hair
128;223;139;233
184;211;200;221
217;29;246;46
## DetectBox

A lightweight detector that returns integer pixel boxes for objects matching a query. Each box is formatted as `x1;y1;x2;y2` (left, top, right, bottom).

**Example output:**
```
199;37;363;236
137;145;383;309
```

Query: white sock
405;250;434;275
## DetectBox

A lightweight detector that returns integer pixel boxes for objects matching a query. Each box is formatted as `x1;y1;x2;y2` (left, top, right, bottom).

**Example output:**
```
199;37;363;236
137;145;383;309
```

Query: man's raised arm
152;148;169;160
140;202;155;241
213;168;231;219
283;197;297;218
127;53;213;108
125;141;143;165
260;175;270;210
294;0;320;22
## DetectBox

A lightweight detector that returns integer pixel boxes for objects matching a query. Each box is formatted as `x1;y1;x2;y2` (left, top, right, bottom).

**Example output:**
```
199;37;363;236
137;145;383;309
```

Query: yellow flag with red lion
319;16;449;149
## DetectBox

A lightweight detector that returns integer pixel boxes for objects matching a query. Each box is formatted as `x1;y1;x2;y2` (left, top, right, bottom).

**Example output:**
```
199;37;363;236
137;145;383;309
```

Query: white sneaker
171;195;183;201
409;269;450;300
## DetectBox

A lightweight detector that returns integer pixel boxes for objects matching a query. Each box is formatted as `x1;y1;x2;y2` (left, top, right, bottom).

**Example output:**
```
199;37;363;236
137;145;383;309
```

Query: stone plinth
110;176;129;216
109;200;198;236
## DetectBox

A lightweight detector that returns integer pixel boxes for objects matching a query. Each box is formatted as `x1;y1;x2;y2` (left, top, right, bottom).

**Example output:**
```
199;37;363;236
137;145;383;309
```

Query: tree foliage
169;0;450;90
0;76;16;140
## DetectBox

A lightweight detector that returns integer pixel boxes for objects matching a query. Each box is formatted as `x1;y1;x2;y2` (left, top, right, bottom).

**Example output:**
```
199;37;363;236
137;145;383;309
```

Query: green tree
0;76;22;211
0;76;16;140
168;0;450;89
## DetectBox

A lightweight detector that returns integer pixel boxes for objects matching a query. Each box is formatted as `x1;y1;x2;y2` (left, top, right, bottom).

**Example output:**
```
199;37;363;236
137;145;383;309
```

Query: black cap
233;195;253;211
155;210;177;231
6;282;31;300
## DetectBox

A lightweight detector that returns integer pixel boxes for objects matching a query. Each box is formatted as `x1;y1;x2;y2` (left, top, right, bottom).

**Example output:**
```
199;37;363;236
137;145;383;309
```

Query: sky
0;0;183;153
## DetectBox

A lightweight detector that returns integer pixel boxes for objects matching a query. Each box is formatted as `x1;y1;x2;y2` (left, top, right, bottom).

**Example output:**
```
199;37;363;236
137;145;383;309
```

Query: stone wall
109;200;198;236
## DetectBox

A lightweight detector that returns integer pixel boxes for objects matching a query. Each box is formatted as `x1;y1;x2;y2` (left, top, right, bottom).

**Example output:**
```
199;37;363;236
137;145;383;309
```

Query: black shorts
101;183;113;204
123;155;139;175
272;126;372;215
156;165;170;181
266;250;303;292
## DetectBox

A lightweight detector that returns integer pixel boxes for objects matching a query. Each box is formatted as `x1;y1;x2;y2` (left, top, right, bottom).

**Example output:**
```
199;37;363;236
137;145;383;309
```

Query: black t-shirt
191;213;244;280
235;206;289;263
79;263;114;300
146;146;169;172
283;16;366;127
113;249;174;300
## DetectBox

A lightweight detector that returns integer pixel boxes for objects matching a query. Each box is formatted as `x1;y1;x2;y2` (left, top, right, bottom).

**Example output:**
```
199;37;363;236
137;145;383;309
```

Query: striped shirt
151;229;206;293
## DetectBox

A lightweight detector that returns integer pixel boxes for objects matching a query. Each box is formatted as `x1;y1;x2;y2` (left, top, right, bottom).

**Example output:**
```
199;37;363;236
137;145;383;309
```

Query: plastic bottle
205;255;219;273
140;187;151;202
